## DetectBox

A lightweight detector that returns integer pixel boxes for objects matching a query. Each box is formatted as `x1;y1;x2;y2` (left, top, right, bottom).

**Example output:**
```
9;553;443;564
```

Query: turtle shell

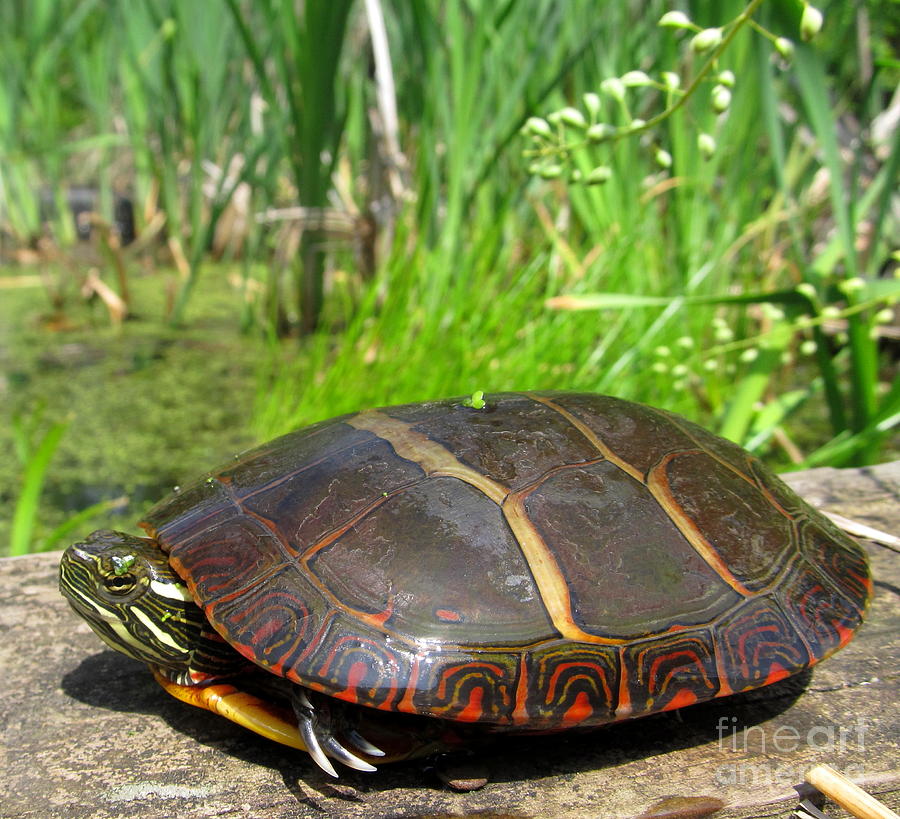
141;392;871;730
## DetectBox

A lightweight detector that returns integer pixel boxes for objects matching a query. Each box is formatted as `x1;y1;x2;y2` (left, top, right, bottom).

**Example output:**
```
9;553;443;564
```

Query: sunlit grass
253;1;898;470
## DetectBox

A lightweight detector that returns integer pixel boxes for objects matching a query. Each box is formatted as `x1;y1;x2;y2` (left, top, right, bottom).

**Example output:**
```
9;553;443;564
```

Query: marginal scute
525;642;620;726
776;559;866;658
714;596;811;690
798;520;871;609
205;565;325;674
167;514;289;603
408;649;520;723
623;631;719;712
301;612;412;711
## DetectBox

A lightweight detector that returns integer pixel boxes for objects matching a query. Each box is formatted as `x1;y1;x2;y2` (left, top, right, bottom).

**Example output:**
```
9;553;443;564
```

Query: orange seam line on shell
216;485;579;657
346;410;510;504
217;475;431;646
525;393;643;482
507;456;608;497
396;656;421;714
646;452;754;597
614;646;631;720
662;412;779;497
655;416;849;610
178;488;415;653
511;654;531;726
502;491;626;645
229;434;381;504
527;393;755;599
711;628;735;698
661;414;818;548
347;409;624;646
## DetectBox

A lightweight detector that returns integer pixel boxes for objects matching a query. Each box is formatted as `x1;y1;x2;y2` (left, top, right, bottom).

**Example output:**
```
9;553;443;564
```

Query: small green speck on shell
462;390;487;410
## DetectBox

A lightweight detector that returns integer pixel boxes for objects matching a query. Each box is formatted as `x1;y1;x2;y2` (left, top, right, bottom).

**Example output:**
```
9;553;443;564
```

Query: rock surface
2;463;898;819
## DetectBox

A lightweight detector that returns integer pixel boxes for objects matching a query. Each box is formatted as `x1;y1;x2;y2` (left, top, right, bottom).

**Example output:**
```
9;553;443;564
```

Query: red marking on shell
512;655;530;726
397;657;421;715
764;663;790;685
662;688;698;711
648;648;713;697
455;685;485;722
337;661;370;703
435;608;462;622
249;618;283;646
370;595;395;627
545;661;613;706
834;620;855;646
711;630;734;698
436;663;504;699
318;636;399;689
852;569;874;595
615;647;632;719
561;690;593;726
737;624;781;674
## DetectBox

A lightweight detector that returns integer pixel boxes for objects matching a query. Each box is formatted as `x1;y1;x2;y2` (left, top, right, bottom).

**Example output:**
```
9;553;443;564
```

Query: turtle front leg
152;667;310;750
291;688;385;777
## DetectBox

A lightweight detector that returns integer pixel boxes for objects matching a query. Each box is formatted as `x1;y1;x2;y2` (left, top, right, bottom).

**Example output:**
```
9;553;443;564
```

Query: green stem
530;0;768;160
628;0;767;136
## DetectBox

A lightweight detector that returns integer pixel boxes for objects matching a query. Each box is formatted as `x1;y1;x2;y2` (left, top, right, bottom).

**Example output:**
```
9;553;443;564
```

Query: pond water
0;266;264;555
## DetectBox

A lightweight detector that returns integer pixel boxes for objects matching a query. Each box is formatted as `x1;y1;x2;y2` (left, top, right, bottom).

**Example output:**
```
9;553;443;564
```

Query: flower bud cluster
523;3;825;185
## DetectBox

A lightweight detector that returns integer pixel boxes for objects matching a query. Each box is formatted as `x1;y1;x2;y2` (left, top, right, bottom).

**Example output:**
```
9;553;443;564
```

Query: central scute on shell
141;392;870;730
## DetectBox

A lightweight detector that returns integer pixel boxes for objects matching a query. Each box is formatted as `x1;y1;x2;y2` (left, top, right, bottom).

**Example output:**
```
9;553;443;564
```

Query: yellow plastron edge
151;667;308;751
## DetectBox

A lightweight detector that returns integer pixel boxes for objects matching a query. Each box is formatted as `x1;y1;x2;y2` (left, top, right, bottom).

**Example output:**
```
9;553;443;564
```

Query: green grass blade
9;420;68;556
795;45;878;452
37;495;129;552
548;289;808;310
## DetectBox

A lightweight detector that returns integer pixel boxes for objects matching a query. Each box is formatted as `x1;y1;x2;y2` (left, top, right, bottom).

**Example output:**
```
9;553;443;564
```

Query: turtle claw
297;714;339;778
321;736;378;772
292;689;379;777
345;728;386;758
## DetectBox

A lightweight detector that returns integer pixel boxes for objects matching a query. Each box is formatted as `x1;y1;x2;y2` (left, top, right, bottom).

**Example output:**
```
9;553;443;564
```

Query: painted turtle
59;392;871;777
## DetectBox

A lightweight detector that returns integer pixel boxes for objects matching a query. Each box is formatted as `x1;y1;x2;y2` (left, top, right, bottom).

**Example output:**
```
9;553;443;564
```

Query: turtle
59;391;871;777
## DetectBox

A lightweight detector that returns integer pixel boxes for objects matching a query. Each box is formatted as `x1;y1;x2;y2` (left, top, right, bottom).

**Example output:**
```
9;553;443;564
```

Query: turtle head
59;530;242;682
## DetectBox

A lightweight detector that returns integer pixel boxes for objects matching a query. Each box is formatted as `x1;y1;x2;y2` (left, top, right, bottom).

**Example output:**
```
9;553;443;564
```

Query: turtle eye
104;573;136;594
